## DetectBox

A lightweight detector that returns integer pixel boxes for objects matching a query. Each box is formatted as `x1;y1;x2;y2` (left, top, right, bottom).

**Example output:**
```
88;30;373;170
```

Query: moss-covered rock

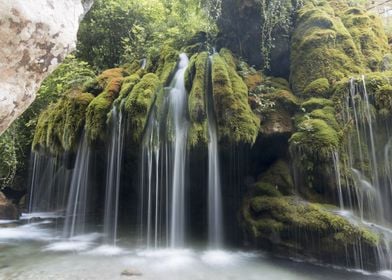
185;52;209;147
257;160;294;195
123;73;162;144
303;78;331;98
302;98;334;112
381;53;392;72
375;85;392;117
243;195;379;247
332;72;392;117
290;1;364;95
115;72;144;105
85;72;124;144
211;49;260;145
289;98;342;195
82;68;126;96
342;8;389;71
33;91;95;154
155;46;180;85
290;118;339;161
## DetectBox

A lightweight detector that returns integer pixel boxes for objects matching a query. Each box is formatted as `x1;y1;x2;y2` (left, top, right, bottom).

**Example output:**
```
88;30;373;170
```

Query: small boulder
121;269;142;277
0;192;18;220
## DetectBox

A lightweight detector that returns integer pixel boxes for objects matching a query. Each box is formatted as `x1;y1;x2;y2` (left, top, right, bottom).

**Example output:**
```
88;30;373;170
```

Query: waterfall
332;151;344;210
28;153;70;214
103;102;125;245
169;53;190;248
63;134;91;238
139;54;189;248
339;76;392;270
140;58;147;70
207;55;223;248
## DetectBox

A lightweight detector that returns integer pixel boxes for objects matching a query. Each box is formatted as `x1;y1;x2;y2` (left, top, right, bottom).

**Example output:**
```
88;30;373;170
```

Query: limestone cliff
0;0;93;134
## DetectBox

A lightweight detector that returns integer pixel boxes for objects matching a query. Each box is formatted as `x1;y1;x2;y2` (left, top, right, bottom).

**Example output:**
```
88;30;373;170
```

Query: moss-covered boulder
256;160;294;196
33;91;95;155
302;98;334;112
242;189;380;269
123;73;162;144
211;49;260;145
303;78;331;98
289;99;342;197
342;8;389;71
290;1;364;95
242;194;380;269
185;52;209;147
85;69;124;144
291;118;339;161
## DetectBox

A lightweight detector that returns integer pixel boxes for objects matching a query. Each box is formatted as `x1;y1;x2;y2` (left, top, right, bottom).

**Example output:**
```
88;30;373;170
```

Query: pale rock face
0;0;93;134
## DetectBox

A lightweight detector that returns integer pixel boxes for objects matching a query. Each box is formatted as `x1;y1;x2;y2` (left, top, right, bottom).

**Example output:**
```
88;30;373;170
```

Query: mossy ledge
33;91;95;155
211;49;260;145
290;1;364;95
242;193;380;270
123;73;162;144
185;52;209;147
85;69;125;144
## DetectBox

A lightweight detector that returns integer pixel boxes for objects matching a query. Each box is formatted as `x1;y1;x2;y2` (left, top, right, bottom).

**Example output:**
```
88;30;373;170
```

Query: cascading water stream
338;76;392;270
207;54;223;248
139;54;189;249
103;102;125;245
169;53;190;248
63;134;91;238
28;153;70;215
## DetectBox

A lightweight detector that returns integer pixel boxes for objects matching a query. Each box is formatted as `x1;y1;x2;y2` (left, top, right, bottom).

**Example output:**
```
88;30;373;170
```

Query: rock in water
0;192;18;220
0;0;93;134
121;269;142;277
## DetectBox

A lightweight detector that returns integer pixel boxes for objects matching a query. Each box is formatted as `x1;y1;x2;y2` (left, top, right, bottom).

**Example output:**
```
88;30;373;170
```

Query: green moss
0;128;17;187
185;52;209;147
290;1;365;95
116;73;143;103
155;46;180;84
266;90;300;113
243;195;379;247
123;73;162;143
33;91;94;154
375;84;392;116
342;8;389;71
82;68;126;96
266;77;291;91
309;106;340;131
258;160;294;195
85;78;123;144
381;54;392;72
303;78;331;98
332;72;392;117
302;98;334;112
290;118;339;161
253;182;283;197
244;72;264;92
211;49;260;145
